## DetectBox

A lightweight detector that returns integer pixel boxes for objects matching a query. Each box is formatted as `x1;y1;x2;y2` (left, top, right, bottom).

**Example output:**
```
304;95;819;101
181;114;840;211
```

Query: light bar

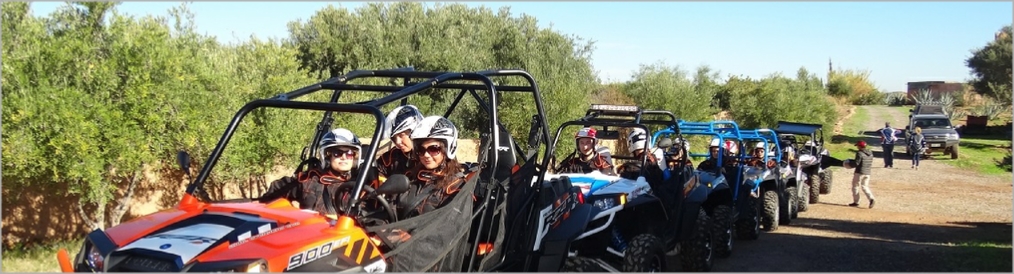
589;104;640;113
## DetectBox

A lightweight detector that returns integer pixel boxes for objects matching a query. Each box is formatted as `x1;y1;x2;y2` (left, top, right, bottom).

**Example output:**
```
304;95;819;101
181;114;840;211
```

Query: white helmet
383;105;424;140
804;140;815;147
754;142;766;149
627;128;649;153
709;138;722;147
318;128;362;164
410;116;459;159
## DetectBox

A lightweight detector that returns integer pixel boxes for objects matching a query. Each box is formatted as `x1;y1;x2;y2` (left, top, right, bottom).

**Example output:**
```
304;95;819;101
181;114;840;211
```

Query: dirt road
707;106;1012;272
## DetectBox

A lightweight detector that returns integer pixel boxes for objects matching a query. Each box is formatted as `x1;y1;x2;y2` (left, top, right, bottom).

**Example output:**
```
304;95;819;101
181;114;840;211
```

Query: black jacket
557;153;615;175
258;168;376;212
393;167;471;220
377;149;415;177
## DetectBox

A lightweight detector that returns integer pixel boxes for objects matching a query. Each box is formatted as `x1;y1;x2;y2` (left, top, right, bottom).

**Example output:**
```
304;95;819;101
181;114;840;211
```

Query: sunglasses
418;145;444;157
325;148;357;159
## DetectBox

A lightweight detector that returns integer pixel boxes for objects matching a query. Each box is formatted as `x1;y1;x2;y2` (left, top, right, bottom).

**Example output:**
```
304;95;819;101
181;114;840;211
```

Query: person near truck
849;140;875;209
879;122;899;168
907;127;927;170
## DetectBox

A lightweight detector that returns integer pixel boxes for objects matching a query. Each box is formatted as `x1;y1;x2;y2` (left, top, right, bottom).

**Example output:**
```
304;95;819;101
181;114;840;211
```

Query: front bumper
917;135;959;152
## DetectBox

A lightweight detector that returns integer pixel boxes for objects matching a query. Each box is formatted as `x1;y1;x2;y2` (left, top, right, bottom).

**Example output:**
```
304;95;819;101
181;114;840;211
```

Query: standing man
849;140;875;208
879;122;898;168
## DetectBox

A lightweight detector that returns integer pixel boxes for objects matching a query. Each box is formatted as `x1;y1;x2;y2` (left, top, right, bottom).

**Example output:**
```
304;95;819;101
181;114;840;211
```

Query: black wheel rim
650;254;663;272
725;227;733;248
704;232;713;264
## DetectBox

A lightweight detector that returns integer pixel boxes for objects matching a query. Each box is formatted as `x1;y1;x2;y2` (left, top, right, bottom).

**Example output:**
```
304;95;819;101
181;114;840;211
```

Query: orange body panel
98;198;384;271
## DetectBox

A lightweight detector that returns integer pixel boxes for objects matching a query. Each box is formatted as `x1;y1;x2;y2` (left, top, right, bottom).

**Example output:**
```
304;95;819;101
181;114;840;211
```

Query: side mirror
377;174;411;195
176;150;192;178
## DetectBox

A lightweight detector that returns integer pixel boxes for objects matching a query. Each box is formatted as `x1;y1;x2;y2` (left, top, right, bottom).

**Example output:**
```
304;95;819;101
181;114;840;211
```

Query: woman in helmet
257;128;368;212
393;116;471;219
378;105;425;178
746;142;777;169
556;127;616;175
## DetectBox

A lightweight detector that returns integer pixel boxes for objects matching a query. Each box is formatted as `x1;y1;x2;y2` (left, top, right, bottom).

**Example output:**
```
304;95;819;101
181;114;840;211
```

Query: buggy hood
90;199;374;272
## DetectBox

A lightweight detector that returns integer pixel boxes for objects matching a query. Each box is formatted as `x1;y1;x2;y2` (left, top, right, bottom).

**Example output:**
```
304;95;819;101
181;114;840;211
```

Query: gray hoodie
853;147;873;175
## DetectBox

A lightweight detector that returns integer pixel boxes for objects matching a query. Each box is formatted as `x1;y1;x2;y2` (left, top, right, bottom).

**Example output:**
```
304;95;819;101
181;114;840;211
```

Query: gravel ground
697;106;1012;272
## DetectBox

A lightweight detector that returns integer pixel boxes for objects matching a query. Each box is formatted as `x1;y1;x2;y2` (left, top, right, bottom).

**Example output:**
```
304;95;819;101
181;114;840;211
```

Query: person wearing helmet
617;128;664;179
257;128;370;212
664;138;693;169
746;142;777;169
780;139;796;164
556;127;616;175
628;128;664;167
392;116;472;219
378;105;425;178
696;138;726;172
849;140;875;208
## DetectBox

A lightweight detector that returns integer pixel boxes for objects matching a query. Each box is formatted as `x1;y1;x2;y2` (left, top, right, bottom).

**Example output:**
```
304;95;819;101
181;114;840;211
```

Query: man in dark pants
879;122;898;168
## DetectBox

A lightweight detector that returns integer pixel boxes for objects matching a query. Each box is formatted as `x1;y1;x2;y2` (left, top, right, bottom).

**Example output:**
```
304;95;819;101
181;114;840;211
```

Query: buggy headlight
590;194;627;210
243;262;266;272
84;244;103;271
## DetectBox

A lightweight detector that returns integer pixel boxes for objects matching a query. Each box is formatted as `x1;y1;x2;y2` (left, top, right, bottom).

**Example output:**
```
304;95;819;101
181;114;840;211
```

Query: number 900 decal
287;236;351;270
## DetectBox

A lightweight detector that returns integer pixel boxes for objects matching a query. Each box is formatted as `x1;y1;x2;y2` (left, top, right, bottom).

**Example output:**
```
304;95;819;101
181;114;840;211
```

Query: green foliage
999;144;1013;172
971;97;1011;120
1;2;318;229
852;91;886;105
286;2;598;146
826;77;852;98
966;25;1013;105
725;72;838;130
826;68;882;105
621;62;718;122
885;93;908;106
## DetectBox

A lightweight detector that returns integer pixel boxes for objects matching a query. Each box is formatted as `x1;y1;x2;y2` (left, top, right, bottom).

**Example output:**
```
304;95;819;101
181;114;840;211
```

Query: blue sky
28;1;1012;92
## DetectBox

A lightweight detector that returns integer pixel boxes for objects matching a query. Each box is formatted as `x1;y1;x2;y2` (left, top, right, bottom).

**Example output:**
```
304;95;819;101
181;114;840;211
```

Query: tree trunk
108;170;141;227
76;196;107;231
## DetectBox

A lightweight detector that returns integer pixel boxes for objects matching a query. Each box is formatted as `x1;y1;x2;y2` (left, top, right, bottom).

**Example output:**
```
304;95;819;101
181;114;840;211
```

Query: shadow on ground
700;217;1013;272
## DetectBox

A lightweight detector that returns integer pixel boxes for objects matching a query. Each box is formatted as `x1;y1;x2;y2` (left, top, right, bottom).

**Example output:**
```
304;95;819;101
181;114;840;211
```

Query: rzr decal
545;191;578;229
229;222;300;249
287;236;351;270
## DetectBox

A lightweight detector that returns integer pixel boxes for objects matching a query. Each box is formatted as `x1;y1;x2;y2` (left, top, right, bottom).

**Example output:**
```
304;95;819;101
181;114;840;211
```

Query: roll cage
549;105;681;172
774;121;825;156
737;129;784;165
676;120;744;166
182;67;558;272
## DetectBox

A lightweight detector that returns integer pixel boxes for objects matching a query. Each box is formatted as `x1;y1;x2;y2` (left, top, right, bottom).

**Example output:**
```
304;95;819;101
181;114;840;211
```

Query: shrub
851;91;886;105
